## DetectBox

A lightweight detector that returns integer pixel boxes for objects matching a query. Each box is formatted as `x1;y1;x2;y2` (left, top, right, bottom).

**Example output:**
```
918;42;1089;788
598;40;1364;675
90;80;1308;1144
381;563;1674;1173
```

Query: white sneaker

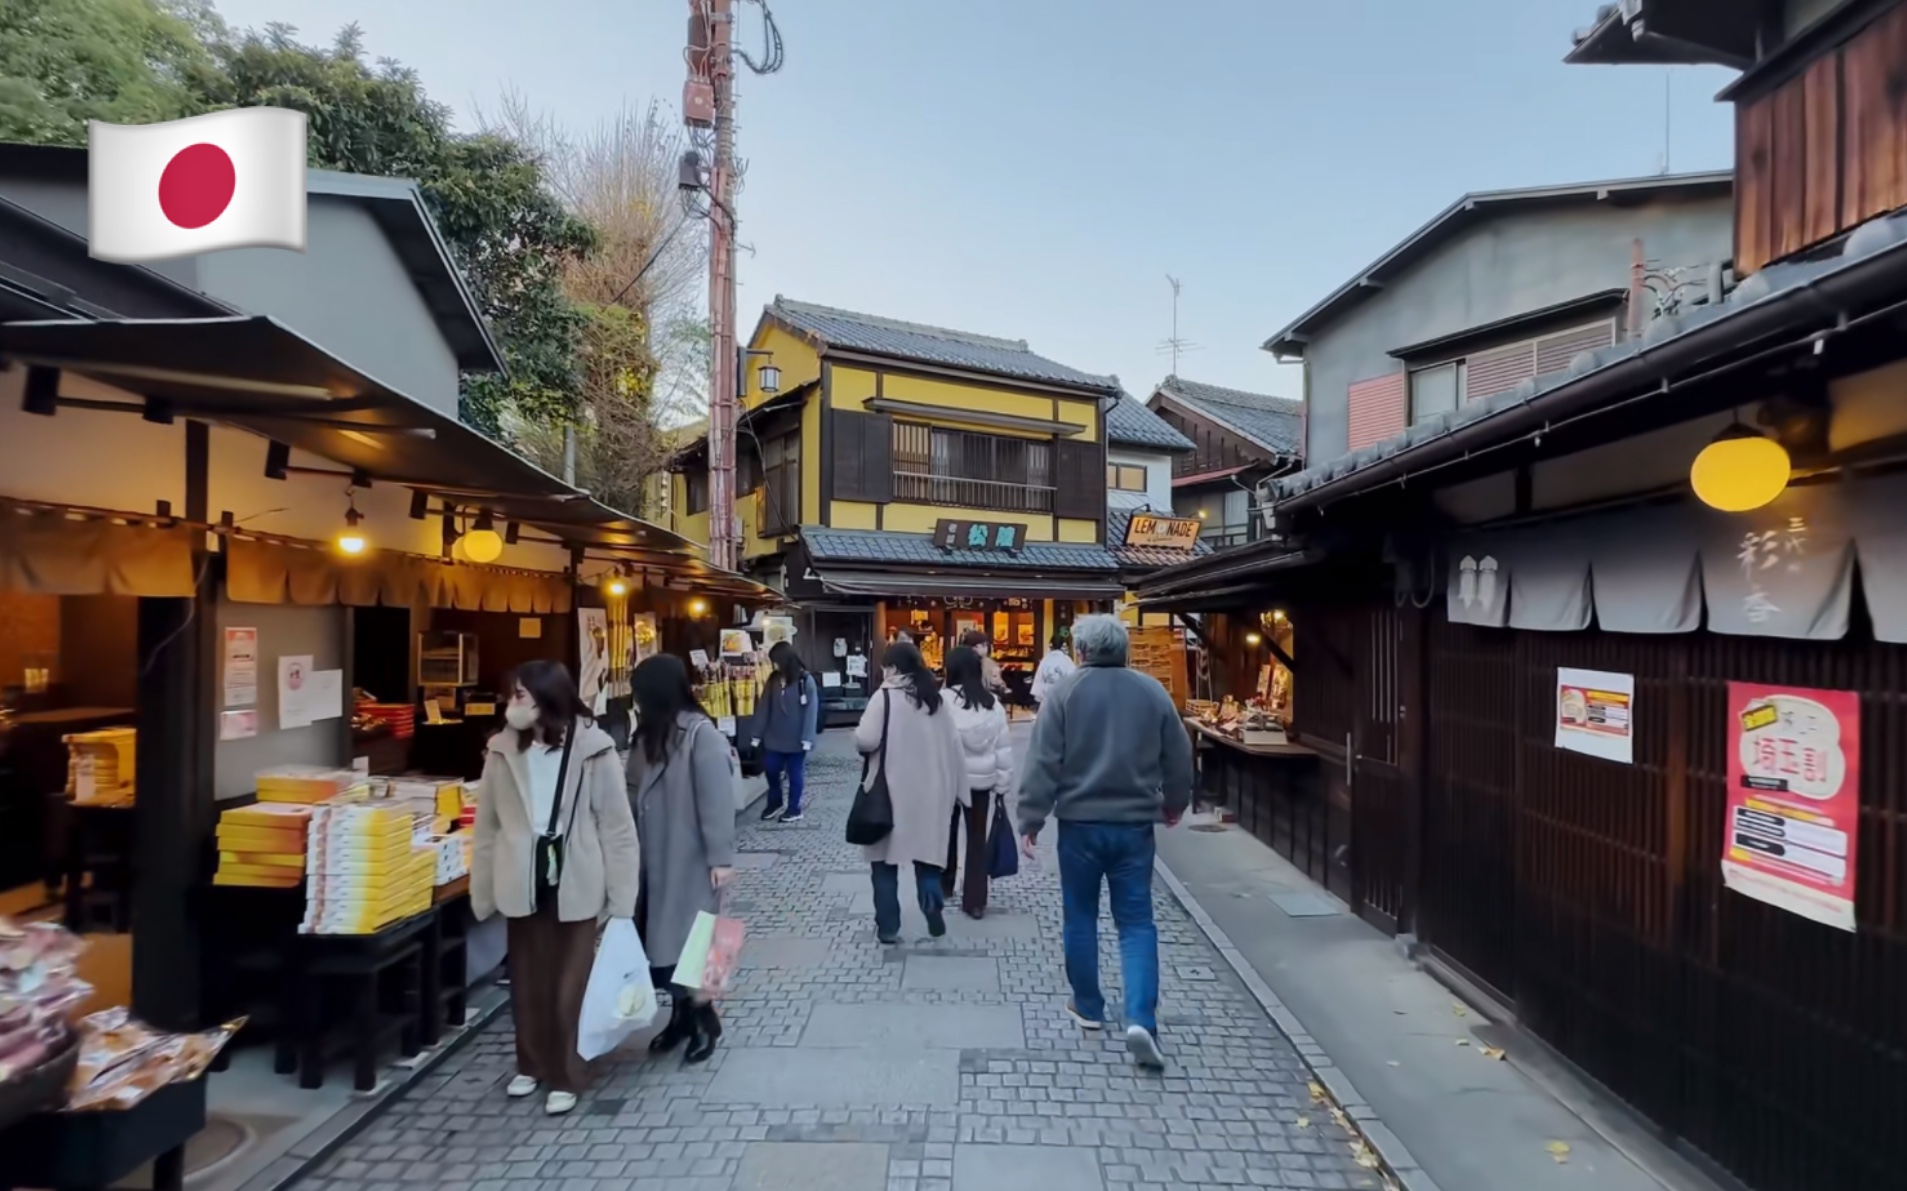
505;1074;538;1098
1125;1025;1166;1069
544;1090;578;1115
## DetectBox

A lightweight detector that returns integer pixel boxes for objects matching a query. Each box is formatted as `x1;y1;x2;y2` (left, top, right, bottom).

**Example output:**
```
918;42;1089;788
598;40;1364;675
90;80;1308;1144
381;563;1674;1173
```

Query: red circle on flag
158;143;236;229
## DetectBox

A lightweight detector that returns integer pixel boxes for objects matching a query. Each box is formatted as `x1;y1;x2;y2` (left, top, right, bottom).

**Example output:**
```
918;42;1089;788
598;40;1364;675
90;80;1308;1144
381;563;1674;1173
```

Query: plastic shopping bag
576;918;658;1061
673;909;745;997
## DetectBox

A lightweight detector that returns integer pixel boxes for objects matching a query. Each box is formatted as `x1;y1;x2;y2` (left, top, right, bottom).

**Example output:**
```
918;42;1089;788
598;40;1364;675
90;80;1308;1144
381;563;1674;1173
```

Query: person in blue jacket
750;641;820;823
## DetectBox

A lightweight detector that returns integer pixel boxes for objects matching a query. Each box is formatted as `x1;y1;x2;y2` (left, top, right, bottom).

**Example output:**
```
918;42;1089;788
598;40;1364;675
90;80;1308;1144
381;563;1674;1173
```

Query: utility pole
683;0;782;573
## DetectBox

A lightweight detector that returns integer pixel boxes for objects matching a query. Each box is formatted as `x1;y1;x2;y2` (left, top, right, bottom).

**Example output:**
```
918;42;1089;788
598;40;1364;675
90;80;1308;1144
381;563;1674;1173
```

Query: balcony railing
893;470;1055;514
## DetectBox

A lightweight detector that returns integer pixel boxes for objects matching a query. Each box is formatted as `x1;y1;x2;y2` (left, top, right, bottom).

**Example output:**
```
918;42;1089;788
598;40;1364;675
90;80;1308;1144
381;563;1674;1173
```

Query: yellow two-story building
666;297;1142;715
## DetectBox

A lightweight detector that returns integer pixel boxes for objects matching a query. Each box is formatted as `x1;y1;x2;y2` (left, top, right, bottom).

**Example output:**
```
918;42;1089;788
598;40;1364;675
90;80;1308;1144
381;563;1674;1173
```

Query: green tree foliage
0;0;218;144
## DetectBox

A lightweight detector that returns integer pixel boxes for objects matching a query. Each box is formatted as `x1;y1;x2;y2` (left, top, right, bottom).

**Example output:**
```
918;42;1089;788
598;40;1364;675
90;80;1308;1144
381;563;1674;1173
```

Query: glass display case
417;631;478;689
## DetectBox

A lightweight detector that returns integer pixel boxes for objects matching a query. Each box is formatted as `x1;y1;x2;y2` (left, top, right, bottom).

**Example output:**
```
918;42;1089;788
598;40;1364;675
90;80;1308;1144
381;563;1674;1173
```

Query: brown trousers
505;898;597;1092
942;794;992;916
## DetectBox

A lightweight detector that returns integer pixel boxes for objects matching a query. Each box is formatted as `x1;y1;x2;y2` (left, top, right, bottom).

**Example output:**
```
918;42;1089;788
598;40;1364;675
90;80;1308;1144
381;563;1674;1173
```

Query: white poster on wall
223;627;258;707
1555;667;1636;764
278;655;314;730
308;670;344;722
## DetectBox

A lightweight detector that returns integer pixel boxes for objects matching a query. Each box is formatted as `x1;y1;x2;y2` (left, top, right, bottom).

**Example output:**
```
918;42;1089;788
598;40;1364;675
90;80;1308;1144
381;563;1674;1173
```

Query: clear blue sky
209;0;1737;402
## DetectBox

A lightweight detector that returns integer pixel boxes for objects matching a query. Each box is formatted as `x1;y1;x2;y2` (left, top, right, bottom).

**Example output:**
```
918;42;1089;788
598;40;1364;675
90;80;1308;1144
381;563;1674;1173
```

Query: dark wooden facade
1151;399;1275;479
1734;1;1907;273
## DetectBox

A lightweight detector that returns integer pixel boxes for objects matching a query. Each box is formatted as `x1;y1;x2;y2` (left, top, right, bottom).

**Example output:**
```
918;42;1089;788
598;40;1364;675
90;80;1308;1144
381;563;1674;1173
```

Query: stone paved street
294;725;1382;1191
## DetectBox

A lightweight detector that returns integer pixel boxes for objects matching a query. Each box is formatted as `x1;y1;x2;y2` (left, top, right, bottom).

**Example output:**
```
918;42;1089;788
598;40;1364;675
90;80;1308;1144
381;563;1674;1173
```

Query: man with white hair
1017;614;1193;1068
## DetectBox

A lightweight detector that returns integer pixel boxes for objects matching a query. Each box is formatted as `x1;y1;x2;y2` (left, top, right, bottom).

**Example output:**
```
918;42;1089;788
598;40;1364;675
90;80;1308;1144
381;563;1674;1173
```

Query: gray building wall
1299;196;1734;465
0;179;460;416
196;197;460;415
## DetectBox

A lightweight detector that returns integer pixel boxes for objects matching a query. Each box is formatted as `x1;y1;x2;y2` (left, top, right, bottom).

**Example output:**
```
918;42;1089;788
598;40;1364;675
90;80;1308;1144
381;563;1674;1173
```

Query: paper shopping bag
576;918;658;1060
673;909;745;996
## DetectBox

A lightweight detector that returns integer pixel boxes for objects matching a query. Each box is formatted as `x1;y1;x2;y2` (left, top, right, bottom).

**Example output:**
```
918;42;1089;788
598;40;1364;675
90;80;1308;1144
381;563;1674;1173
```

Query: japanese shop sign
1554;667;1635;764
1123;513;1202;551
933;519;1024;553
1722;682;1860;932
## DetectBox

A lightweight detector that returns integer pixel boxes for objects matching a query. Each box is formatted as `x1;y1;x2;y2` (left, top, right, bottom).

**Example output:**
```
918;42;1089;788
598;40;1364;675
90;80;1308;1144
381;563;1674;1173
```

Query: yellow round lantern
1690;425;1790;513
460;528;504;563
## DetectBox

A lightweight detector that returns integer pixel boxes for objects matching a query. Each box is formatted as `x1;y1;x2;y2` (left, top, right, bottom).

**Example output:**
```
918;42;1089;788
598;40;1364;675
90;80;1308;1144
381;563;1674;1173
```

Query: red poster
1721;682;1860;931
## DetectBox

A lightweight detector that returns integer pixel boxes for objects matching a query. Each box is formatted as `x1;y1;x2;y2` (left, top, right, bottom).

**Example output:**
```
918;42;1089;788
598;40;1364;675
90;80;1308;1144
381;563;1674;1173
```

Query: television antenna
1156;275;1201;375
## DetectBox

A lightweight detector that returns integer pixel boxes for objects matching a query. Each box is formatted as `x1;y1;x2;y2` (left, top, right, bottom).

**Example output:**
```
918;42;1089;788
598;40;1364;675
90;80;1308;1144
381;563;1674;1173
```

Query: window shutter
1465;341;1538;401
1346;373;1407;451
1534;321;1615;375
831;411;892;503
1054;438;1103;522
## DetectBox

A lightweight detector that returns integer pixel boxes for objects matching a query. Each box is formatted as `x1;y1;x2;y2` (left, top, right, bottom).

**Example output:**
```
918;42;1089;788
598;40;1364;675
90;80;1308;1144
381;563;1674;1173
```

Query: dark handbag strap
876;690;891;766
540;722;580;840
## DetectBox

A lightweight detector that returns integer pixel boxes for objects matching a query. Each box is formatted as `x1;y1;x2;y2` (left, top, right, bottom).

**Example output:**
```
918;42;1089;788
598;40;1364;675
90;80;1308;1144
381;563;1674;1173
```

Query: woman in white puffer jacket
941;645;1014;918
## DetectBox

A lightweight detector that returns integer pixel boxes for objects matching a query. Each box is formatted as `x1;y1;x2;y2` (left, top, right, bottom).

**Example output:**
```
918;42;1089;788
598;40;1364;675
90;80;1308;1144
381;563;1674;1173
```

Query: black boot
683;1002;722;1064
648;995;692;1053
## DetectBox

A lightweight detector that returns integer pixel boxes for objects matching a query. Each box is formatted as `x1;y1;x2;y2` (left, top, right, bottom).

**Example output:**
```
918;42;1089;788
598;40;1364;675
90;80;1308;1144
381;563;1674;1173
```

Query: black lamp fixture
408;489;430;520
21;367;58;417
264;441;291;481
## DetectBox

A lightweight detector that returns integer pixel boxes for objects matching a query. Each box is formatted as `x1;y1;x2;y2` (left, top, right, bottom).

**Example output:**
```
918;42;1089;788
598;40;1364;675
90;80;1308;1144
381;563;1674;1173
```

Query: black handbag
985;791;1019;878
845;691;895;846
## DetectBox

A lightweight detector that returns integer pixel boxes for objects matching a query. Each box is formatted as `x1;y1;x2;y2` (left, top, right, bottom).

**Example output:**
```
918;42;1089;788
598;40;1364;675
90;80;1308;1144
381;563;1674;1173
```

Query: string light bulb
336;488;367;555
606;575;628;597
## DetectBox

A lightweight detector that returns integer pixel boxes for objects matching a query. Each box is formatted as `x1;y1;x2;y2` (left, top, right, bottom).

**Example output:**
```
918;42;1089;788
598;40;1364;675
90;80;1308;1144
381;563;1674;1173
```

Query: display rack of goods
255;767;371;806
0;917;88;1128
355;703;416;739
63;1007;241;1111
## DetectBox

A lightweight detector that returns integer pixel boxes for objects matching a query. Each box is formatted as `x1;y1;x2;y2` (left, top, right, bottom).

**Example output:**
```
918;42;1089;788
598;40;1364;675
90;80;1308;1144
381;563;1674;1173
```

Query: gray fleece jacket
1016;663;1194;837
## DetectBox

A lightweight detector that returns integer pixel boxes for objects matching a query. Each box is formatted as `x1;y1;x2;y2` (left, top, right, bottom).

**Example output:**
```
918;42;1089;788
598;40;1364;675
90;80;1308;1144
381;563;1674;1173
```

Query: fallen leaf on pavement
1307;1080;1327;1103
1547;1141;1571;1164
1295;1115;1311;1129
1352;1142;1381;1169
1452;1004;1467;1017
1481;1046;1506;1061
1455;1038;1471;1046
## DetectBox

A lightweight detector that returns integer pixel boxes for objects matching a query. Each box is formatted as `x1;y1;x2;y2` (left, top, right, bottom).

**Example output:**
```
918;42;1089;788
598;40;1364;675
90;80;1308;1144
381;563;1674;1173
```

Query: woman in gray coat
626;654;737;1064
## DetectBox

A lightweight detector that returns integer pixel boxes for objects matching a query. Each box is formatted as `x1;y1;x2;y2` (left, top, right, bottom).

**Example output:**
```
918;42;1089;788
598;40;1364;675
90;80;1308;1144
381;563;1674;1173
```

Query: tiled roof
802;526;1118;572
768;297;1118;392
1106;392;1193;452
1154;376;1303;457
1269;204;1907;508
1106;508;1213;570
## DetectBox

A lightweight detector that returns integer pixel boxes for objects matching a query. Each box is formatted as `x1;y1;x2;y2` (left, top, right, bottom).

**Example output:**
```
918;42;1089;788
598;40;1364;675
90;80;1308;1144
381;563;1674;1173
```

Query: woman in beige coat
854;640;967;944
472;660;640;1116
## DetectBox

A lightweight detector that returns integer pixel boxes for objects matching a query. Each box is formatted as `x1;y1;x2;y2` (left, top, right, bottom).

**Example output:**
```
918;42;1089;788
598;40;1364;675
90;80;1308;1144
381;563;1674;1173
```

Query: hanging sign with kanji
933;519;1024;553
1721;681;1861;932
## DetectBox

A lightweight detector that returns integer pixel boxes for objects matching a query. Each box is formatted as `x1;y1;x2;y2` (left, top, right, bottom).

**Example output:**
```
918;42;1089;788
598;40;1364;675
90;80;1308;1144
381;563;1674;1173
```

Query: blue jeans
762;749;807;813
1056;821;1159;1033
870;861;944;938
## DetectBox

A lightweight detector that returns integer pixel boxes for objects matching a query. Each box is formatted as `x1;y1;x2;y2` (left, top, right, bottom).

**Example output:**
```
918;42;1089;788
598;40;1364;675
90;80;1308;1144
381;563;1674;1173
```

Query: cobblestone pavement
296;725;1381;1191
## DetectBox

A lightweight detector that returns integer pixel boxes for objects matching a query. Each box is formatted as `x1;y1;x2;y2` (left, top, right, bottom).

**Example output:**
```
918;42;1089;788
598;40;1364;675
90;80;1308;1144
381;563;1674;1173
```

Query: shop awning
0;315;774;596
810;563;1124;602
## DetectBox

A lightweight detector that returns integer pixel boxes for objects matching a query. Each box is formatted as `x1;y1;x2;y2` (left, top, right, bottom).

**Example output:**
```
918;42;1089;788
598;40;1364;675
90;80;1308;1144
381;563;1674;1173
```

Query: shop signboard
1123;513;1201;551
1554;667;1634;763
933;519;1025;553
1721;682;1861;932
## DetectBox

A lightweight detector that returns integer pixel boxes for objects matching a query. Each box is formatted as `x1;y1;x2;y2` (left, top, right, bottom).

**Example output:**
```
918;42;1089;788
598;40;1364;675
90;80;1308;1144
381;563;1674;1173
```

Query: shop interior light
1691;422;1790;512
460;511;504;563
1272;609;1286;621
1245;631;1263;645
336;488;367;555
689;596;709;616
605;572;628;597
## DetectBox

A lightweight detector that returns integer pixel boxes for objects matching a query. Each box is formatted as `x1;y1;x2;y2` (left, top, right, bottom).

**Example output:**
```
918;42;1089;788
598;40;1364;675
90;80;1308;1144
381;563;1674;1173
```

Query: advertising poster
1555;667;1635;764
1721;682;1861;932
223;627;258;707
719;628;753;658
577;607;609;710
278;655;312;729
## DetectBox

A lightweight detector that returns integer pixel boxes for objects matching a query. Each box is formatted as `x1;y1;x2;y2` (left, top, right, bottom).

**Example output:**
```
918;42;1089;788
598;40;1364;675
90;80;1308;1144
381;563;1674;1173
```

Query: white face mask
505;701;539;731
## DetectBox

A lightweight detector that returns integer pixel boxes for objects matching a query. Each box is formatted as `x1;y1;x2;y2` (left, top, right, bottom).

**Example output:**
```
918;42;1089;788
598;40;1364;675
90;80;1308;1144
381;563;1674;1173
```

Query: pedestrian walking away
853;640;966;944
942;644;1012;918
1017;614;1193;1069
1028;632;1077;711
471;660;640;1115
627;654;738;1065
749;640;819;823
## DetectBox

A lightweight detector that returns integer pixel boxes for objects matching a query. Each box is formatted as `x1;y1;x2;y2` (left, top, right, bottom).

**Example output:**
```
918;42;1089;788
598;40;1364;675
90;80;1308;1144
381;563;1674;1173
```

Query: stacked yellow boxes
256;766;370;805
66;728;137;806
301;805;435;934
213;804;313;888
